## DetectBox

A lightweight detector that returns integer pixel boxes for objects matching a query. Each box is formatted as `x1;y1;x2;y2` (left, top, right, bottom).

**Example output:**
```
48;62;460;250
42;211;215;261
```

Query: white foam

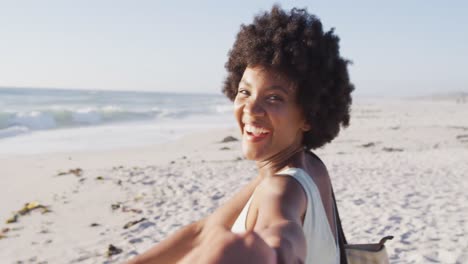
11;111;57;129
101;105;123;112
72;108;102;124
0;105;228;136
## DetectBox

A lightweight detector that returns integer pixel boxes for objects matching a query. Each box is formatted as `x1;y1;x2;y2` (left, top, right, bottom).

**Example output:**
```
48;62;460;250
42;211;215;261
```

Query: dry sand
0;97;467;263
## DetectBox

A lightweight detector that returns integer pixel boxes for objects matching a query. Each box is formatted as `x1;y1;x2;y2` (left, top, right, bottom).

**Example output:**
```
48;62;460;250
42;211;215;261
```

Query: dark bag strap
331;188;348;264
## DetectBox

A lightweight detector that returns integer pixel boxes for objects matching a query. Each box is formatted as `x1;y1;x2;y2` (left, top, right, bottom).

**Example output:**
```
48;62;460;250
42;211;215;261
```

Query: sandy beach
1;97;468;264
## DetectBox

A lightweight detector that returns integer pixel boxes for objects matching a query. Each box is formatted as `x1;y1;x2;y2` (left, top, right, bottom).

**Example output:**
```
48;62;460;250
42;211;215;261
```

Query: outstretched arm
179;176;308;264
127;177;261;264
252;175;307;263
179;225;277;264
126;218;205;264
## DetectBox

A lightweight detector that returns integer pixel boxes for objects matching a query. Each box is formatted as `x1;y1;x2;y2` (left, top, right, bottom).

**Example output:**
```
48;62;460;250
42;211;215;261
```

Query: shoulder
254;174;307;224
307;151;330;177
259;173;304;194
306;153;333;193
251;174;309;262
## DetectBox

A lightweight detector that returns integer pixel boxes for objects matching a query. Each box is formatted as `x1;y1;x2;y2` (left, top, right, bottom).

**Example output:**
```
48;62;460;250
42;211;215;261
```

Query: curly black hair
223;5;354;149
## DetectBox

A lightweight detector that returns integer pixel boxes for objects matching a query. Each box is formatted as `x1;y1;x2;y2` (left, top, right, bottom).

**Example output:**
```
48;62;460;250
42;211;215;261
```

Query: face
234;66;310;161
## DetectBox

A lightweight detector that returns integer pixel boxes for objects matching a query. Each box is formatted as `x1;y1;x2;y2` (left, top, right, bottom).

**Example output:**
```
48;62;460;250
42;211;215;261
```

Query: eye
267;94;283;102
237;89;250;96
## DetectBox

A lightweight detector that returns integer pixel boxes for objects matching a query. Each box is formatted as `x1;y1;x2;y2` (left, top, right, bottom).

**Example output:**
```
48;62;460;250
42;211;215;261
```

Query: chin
241;146;266;161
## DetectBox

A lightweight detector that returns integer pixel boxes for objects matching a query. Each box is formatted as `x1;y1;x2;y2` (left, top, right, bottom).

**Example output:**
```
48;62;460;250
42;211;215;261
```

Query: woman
129;5;353;264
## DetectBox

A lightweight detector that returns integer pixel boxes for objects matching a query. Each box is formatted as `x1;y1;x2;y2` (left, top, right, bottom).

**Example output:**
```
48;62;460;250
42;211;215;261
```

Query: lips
243;123;271;142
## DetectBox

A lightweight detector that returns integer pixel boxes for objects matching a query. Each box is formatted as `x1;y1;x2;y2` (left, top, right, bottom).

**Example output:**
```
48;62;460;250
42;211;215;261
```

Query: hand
178;227;277;264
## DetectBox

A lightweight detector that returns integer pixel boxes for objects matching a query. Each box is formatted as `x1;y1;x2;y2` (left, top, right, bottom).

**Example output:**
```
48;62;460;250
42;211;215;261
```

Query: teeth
245;124;269;136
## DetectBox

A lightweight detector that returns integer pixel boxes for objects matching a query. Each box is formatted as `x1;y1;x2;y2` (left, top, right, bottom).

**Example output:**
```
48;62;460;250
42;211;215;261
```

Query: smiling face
234;66;310;162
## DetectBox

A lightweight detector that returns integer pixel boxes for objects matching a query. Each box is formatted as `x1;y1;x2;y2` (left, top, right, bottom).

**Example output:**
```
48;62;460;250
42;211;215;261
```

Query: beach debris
39;228;50;234
116;179;122;185
122;206;143;214
5;202;51;224
123;218;147;229
57;168;83;177
111;203;121;210
0;227;10;239
134;195;144;202
456;134;468;141
361;142;376;148
170;161;176;164
107;244;123;257
382;147;404;152
220;136;238;143
71;168;82;176
90;223;100;227
18;202;51;215
96;176;104;180
211;192;224;200
129;238;143;244
6;214;19;224
220;146;230;150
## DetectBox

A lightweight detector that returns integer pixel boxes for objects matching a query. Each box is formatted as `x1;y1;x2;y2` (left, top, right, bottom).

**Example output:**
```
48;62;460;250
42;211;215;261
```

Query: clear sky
0;0;467;96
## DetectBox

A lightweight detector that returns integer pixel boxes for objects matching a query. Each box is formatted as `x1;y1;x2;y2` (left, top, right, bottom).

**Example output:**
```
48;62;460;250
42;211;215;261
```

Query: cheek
233;101;243;127
271;112;303;142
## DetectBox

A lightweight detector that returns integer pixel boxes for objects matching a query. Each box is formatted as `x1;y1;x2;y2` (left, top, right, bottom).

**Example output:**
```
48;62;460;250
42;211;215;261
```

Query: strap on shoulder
332;187;348;264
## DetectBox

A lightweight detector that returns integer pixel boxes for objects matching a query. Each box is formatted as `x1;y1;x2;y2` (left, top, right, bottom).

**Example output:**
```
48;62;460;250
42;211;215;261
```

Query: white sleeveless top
231;167;340;264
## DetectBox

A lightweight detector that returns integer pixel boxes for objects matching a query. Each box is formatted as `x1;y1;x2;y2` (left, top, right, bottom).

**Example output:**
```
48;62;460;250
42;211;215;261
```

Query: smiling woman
127;5;353;264
234;66;310;162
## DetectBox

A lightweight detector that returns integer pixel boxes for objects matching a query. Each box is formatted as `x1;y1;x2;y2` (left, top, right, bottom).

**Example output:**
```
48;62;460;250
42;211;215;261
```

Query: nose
243;98;265;117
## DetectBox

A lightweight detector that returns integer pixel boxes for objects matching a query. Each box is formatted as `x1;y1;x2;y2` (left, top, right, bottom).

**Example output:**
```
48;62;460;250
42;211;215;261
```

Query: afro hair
223;5;354;149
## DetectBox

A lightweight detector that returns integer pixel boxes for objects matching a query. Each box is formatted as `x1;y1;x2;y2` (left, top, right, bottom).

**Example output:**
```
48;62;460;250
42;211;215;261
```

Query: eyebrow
239;80;290;94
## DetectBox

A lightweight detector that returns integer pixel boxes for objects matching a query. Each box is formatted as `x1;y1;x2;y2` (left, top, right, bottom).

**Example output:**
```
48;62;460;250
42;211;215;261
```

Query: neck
256;144;305;178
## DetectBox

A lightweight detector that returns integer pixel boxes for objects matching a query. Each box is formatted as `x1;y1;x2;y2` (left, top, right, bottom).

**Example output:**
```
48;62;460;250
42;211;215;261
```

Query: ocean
0;87;235;156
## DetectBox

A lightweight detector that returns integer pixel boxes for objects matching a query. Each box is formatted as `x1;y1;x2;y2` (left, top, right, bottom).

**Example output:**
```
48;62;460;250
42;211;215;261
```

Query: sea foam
0;88;232;139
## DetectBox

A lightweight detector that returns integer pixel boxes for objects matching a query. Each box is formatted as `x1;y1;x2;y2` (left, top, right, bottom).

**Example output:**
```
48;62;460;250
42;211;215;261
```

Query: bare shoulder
257;175;306;199
254;175;307;224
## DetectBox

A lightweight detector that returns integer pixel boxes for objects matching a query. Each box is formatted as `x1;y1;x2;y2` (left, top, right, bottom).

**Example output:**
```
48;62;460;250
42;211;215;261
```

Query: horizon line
1;85;467;100
0;85;223;96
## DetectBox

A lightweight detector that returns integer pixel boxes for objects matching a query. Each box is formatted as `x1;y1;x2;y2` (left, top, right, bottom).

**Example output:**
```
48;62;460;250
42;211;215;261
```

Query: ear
301;122;311;132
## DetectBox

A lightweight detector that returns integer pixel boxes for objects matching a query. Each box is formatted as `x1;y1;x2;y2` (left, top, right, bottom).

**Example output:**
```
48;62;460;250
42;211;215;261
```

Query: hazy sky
1;0;467;96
